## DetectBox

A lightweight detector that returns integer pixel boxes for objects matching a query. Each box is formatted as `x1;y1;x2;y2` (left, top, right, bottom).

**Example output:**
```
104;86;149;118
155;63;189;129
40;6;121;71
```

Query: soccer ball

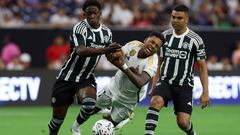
92;119;115;135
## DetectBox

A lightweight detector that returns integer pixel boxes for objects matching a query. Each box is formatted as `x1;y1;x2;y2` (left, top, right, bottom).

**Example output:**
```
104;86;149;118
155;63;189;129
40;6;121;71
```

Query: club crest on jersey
130;49;136;56
104;35;109;43
182;42;189;49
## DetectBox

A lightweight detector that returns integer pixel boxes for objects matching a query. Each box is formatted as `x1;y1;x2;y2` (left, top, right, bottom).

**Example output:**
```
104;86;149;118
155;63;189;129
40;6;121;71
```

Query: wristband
121;63;128;70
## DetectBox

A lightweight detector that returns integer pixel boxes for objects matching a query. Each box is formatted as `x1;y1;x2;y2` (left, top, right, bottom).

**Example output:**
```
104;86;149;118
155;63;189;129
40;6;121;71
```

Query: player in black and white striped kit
145;4;210;135
48;1;121;135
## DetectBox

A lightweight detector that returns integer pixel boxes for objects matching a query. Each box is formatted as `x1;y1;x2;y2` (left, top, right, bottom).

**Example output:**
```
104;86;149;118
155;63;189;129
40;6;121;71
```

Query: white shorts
96;87;133;123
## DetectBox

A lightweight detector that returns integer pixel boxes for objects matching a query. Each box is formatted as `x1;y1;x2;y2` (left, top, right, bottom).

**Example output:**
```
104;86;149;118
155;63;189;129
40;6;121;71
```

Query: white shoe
71;126;81;135
97;108;111;114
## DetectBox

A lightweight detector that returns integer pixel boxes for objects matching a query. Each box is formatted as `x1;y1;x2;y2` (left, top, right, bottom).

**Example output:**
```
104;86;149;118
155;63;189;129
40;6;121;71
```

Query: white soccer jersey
104;40;159;107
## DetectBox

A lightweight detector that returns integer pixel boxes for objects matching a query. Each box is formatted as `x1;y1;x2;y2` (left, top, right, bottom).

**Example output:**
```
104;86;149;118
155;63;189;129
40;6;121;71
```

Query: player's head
171;4;189;31
83;0;102;28
140;31;164;58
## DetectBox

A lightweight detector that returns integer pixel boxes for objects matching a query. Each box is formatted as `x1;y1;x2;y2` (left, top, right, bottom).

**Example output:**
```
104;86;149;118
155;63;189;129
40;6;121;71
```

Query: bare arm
148;57;163;96
75;43;121;57
122;67;151;89
197;59;210;109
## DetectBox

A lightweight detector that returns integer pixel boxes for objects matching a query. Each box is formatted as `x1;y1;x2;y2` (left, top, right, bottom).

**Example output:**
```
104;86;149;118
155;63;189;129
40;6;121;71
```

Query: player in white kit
96;31;165;128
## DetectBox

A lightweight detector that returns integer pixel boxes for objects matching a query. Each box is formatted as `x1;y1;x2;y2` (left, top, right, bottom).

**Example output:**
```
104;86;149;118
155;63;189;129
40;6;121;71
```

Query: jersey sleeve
70;22;87;47
194;37;207;60
143;54;159;78
107;29;113;45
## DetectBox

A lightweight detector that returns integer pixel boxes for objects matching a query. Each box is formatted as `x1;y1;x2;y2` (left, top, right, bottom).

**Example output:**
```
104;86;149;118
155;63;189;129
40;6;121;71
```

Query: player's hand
199;92;210;109
106;49;125;68
104;42;122;53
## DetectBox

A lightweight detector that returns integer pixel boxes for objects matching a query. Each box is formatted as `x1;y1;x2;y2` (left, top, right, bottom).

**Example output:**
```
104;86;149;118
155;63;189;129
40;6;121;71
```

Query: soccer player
145;5;210;135
47;0;121;135
95;31;165;129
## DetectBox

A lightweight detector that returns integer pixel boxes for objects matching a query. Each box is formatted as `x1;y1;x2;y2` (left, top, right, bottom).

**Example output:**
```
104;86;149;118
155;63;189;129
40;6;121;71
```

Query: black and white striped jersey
159;28;206;87
57;19;112;82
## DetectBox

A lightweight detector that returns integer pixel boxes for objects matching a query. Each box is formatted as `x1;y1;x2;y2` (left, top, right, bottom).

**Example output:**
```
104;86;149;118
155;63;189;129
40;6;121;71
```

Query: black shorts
51;77;97;107
152;80;193;115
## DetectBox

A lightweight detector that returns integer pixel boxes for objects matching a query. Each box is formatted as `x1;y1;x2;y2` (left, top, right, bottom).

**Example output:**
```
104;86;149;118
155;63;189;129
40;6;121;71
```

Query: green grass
0;105;239;135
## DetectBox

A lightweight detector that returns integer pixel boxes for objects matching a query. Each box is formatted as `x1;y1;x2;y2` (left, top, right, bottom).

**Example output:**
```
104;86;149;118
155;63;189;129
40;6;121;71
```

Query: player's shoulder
126;40;143;47
74;20;88;28
162;29;173;36
72;21;88;34
101;23;111;31
187;29;204;44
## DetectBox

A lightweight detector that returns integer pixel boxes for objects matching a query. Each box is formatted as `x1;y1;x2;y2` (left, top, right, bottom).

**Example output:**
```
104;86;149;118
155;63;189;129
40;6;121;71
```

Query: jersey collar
84;19;102;32
173;27;189;38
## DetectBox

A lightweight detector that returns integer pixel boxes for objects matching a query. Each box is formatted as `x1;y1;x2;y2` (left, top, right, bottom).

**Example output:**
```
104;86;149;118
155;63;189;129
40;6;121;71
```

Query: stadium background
1;0;240;135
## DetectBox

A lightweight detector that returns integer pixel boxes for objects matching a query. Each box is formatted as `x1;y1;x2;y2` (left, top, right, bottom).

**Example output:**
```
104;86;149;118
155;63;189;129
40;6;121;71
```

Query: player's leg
94;87;112;114
49;106;69;135
145;81;171;135
173;85;196;135
71;86;97;134
176;112;196;135
145;96;164;135
48;80;75;135
107;102;133;128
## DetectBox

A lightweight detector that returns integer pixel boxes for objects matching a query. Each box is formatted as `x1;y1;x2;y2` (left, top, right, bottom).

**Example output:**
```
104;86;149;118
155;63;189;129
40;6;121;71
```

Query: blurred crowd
1;34;240;71
1;0;240;71
1;0;240;29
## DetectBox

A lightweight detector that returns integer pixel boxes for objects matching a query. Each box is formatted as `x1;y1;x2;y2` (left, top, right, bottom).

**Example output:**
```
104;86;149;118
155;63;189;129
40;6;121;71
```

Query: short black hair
173;4;189;14
82;0;101;11
149;31;165;44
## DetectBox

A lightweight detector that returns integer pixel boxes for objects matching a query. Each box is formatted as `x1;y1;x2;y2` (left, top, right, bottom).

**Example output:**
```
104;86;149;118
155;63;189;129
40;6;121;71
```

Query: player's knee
96;93;111;108
150;96;164;109
177;118;189;129
81;97;96;114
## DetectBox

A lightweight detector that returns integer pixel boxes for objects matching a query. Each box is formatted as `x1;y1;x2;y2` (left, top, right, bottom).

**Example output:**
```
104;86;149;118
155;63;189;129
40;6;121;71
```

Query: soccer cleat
129;112;135;120
71;126;81;135
97;107;111;114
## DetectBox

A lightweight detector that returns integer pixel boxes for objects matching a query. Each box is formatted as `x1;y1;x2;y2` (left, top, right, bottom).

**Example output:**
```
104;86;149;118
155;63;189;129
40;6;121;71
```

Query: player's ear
143;38;148;43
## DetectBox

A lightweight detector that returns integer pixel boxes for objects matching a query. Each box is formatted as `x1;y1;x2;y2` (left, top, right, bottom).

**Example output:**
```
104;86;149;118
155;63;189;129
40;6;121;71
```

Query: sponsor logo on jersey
165;48;188;59
89;43;106;48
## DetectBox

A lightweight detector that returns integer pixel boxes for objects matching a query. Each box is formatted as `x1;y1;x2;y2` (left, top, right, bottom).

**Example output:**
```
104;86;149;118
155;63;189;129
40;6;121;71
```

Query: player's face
140;36;162;57
84;6;101;28
171;10;189;31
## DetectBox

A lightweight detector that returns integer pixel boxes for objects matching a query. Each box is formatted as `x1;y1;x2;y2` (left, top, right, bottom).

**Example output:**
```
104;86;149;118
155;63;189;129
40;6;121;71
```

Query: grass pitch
0;105;239;135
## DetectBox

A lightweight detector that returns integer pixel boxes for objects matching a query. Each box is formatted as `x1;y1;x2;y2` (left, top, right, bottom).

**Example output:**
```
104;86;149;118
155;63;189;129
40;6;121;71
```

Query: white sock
115;118;130;130
72;120;80;129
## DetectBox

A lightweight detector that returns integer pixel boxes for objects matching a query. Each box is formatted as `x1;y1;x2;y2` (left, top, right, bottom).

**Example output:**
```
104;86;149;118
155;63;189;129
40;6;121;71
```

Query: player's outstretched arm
75;43;121;57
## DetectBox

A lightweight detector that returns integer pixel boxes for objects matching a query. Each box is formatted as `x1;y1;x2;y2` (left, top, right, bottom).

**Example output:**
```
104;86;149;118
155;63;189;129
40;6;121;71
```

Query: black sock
145;107;159;135
48;117;64;135
183;122;194;135
76;97;96;125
